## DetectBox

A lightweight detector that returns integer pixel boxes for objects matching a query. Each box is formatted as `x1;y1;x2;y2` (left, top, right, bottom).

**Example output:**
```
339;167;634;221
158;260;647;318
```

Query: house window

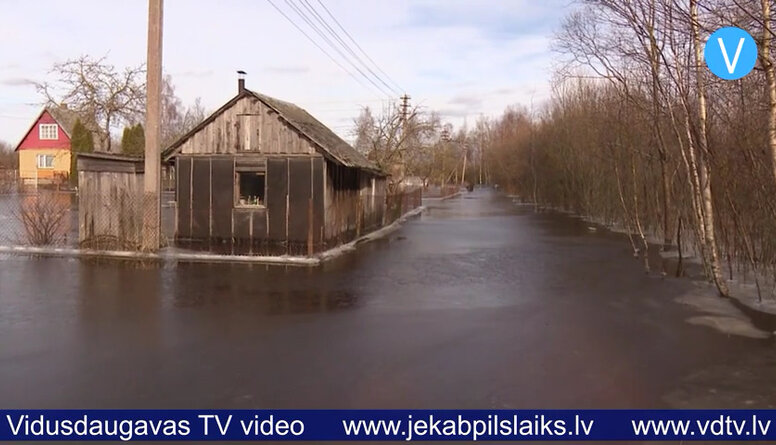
236;172;266;207
36;154;54;169
39;124;58;140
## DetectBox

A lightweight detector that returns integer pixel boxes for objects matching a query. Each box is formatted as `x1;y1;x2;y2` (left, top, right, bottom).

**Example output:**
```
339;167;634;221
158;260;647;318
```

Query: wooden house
162;76;388;255
14;105;103;185
14;106;77;184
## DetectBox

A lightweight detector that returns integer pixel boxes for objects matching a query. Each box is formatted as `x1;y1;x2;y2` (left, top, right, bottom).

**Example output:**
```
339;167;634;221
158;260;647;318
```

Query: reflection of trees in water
170;264;358;314
664;347;776;409
265;289;357;314
74;259;164;351
173;286;358;314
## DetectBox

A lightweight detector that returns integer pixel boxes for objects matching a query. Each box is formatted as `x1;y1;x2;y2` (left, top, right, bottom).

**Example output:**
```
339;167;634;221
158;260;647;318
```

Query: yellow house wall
18;149;71;181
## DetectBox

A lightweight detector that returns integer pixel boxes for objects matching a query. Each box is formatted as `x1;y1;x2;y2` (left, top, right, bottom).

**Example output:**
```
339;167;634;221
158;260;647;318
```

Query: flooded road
1;189;774;410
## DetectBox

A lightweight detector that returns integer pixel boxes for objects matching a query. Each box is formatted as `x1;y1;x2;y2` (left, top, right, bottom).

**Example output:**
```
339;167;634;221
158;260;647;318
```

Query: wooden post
307;198;314;256
142;0;163;251
356;194;362;237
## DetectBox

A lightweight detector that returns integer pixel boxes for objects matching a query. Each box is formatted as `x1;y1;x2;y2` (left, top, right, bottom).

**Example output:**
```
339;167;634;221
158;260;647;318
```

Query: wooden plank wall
171;95;392;254
78;170;144;248
176;154;327;255
322;160;386;245
177;96;317;156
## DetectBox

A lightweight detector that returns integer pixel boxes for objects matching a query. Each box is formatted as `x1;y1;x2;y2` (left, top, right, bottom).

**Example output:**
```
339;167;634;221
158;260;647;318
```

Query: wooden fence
385;187;423;224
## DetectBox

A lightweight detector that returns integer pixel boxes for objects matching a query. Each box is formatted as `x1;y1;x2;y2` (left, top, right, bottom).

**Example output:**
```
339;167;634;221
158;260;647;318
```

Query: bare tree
473;0;776;300
0;140;16;193
758;0;776;184
558;0;675;249
352;106;377;155
15;193;70;246
37;55;146;152
690;0;729;295
160;75;208;147
351;103;441;188
0;140;14;169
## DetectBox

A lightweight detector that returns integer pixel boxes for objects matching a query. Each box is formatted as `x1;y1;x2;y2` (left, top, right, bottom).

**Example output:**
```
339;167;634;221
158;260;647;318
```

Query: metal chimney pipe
237;70;246;93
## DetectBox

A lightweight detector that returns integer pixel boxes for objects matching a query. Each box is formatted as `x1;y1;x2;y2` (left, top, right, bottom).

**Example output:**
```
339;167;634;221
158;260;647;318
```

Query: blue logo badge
704;27;757;80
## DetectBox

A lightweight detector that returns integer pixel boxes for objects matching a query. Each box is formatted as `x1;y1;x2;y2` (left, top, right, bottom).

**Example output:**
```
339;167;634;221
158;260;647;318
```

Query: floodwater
1;188;774;413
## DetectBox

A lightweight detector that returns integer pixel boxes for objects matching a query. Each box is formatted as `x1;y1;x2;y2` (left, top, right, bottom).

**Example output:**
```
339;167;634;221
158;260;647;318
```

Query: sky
0;0;570;146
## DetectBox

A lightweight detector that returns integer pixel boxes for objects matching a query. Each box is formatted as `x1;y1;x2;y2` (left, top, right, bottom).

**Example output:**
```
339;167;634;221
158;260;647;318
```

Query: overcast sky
0;0;569;146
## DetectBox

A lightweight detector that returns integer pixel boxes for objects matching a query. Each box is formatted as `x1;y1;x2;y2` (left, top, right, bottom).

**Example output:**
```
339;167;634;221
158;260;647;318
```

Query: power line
309;107;375;112
282;0;394;99
265;0;385;100
316;0;404;93
302;98;389;104
297;0;401;96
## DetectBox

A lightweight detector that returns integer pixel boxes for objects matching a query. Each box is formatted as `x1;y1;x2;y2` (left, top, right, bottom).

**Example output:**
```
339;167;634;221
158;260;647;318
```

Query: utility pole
440;126;450;188
399;94;411;129
142;0;163;251
397;93;411;184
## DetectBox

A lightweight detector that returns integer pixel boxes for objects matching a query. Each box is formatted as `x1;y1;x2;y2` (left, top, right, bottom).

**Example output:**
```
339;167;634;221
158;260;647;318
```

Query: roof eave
13;109;47;152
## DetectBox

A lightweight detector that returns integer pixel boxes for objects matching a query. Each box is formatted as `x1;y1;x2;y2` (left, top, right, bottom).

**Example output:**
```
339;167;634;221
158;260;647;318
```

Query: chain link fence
0;189;77;247
0;178;175;251
77;188;176;250
385;187;423;224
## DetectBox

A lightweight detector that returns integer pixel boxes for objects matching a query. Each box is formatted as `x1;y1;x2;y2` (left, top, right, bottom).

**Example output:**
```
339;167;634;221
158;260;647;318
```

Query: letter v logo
705;27;757;80
718;37;745;74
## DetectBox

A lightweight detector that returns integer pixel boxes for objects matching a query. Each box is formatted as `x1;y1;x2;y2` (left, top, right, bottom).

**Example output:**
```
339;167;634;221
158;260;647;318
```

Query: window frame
36;154;55;169
234;171;267;208
39;124;59;140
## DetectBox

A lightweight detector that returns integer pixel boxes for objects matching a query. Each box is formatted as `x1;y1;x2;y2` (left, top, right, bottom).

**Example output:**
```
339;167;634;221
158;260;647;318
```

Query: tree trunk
762;0;776;185
691;0;729;296
645;4;673;248
615;158;639;256
104;115;112;153
630;148;650;272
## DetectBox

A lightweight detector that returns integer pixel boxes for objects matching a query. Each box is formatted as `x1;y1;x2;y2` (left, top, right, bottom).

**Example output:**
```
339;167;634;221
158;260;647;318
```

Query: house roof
77;152;143;162
46;105;81;137
14;104;103;151
76;152;145;174
163;89;384;175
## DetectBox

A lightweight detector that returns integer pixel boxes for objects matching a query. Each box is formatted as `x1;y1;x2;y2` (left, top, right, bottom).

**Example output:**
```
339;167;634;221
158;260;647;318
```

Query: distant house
162;75;389;255
14;105;105;185
14;106;80;184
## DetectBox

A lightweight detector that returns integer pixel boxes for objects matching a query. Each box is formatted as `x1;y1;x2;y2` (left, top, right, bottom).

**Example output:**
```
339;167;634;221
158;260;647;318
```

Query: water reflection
168;263;359;314
2;188;773;410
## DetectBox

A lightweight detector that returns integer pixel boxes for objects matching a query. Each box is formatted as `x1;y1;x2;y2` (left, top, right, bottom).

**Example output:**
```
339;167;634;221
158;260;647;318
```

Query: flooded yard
0;189;773;410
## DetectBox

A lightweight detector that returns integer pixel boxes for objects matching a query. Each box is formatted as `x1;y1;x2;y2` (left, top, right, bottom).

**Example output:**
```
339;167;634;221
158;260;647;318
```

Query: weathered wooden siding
78;170;144;249
322;160;386;244
177;96;317;156
176;154;326;255
171;94;391;256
